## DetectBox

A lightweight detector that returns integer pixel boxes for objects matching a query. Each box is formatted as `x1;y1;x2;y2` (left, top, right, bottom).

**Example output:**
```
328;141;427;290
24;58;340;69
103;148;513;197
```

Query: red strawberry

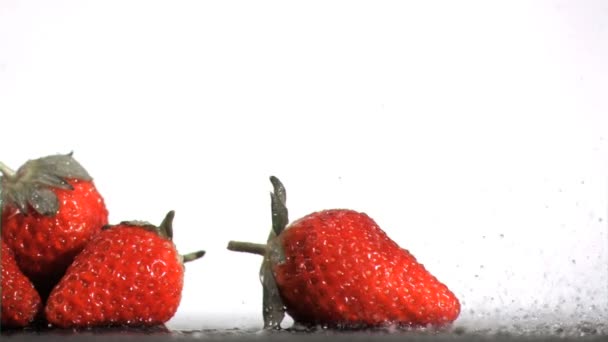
1;240;43;328
228;176;460;329
0;152;109;298
45;210;205;328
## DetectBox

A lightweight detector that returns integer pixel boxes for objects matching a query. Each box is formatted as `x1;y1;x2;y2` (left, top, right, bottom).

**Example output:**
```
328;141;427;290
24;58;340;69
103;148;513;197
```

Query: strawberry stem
227;241;267;256
0;161;16;180
182;250;206;263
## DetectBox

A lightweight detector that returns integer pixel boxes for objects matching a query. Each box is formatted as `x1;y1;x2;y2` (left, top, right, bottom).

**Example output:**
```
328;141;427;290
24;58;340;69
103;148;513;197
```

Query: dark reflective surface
3;323;608;342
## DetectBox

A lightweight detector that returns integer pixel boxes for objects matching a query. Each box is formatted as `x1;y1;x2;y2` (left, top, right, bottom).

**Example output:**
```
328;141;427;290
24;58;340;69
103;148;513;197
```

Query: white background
1;0;607;331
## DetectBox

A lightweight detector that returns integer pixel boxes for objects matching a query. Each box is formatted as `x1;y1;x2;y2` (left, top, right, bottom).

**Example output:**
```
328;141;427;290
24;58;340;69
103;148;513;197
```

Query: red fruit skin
1;179;108;298
1;240;43;328
45;225;185;328
271;209;460;328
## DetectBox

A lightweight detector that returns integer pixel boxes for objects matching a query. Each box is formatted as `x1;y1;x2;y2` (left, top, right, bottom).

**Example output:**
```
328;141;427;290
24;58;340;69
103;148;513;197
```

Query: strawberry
44;210;205;328
228;176;460;329
1;240;43;328
0;152;109;299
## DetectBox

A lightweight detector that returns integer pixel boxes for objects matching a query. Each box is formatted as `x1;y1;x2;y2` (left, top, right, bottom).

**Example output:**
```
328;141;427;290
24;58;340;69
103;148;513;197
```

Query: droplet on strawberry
0;152;109;299
228;176;461;330
44;210;205;328
1;240;43;328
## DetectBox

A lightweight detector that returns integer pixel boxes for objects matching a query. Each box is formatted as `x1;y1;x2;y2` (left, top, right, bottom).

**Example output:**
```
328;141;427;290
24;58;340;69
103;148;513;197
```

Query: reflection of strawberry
228;176;460;329
0;153;109;298
1;240;42;328
45;211;205;328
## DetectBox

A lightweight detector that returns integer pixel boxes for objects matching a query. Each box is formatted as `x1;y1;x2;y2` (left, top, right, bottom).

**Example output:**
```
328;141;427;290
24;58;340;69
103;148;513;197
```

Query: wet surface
3;323;608;342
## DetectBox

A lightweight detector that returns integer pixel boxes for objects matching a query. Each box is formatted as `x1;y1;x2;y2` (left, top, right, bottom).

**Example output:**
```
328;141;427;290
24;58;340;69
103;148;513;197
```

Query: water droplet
452;326;466;335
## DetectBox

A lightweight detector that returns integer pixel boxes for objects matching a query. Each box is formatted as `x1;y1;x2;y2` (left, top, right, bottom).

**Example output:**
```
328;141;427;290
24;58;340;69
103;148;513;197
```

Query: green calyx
117;210;176;241
108;210;206;265
269;176;289;236
0;152;92;216
226;176;289;255
227;176;289;330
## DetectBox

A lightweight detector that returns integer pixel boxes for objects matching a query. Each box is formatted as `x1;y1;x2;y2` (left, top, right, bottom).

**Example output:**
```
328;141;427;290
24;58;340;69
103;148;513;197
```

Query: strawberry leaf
260;176;289;329
116;211;175;241
270;176;288;236
20;153;92;182
27;187;59;217
159;210;175;240
260;232;286;330
226;176;290;329
0;153;92;216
